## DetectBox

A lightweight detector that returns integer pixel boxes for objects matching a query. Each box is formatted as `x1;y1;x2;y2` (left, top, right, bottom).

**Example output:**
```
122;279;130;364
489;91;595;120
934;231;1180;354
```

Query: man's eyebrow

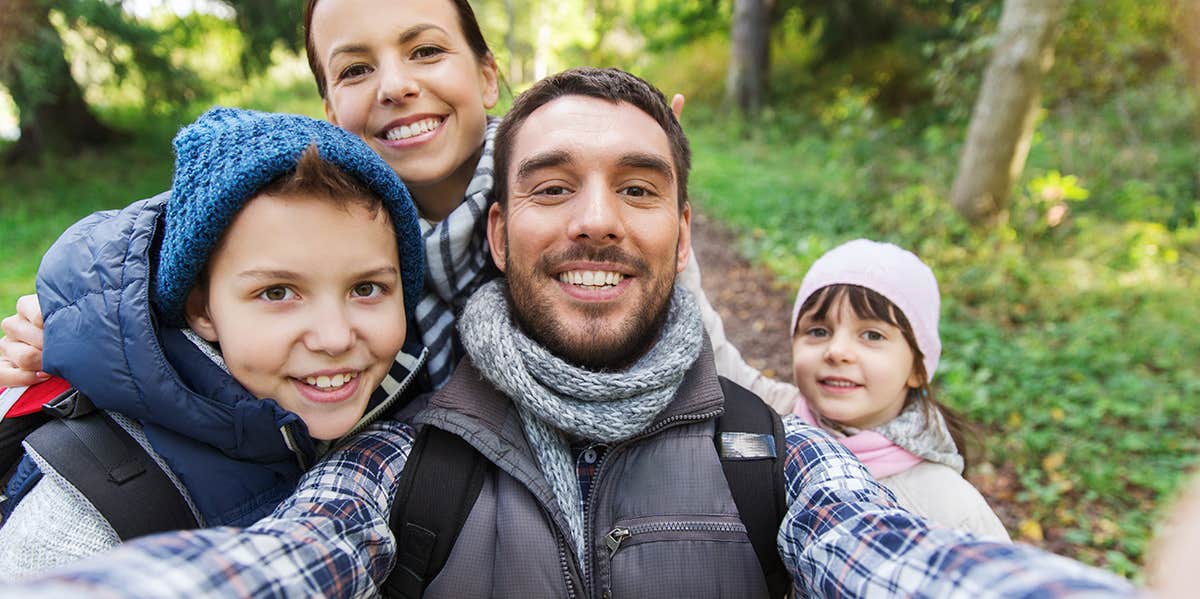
617;153;674;184
515;150;576;181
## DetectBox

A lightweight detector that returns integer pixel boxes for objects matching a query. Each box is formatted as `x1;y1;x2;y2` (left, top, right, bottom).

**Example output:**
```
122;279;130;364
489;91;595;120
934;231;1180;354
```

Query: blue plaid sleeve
779;416;1137;598
1;420;414;599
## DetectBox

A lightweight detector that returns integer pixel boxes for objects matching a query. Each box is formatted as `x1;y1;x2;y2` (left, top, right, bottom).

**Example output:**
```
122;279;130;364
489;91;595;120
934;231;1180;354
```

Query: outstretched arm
779;417;1135;598
0;420;414;599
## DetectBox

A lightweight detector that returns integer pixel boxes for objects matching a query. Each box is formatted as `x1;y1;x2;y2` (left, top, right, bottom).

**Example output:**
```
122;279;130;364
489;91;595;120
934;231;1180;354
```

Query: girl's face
791;295;922;430
311;0;498;212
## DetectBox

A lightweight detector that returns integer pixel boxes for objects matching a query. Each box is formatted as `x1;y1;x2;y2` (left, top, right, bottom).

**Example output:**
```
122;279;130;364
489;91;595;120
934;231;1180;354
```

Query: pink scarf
792;398;922;479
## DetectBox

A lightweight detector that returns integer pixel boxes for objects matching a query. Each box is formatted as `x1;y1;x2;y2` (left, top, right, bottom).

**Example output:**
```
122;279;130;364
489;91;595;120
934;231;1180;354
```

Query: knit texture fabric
415;117;500;388
458;280;704;566
156;107;424;325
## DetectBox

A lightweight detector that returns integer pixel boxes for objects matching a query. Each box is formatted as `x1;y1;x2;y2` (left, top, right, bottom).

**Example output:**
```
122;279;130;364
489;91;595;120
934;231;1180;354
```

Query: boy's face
185;192;406;440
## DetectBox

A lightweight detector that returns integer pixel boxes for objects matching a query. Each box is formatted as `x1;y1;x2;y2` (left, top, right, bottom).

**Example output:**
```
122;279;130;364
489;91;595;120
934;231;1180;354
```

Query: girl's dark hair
304;0;494;98
796;284;977;473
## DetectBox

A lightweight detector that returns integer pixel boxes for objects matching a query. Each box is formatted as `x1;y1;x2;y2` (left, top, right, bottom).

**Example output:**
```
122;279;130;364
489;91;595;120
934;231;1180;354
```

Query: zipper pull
605;527;631;556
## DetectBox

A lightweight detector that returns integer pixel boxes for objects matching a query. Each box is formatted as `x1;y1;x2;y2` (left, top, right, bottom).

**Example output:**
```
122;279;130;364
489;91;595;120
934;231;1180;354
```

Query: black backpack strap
24;390;198;540
383;425;488;599
715;376;789;599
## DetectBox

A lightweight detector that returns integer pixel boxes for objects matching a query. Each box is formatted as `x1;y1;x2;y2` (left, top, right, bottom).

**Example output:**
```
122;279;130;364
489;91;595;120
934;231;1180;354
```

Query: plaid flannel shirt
3;417;1136;598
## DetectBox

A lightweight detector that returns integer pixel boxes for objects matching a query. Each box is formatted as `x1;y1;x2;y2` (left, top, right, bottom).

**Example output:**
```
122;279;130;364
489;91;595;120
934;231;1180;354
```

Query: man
2;68;1134;598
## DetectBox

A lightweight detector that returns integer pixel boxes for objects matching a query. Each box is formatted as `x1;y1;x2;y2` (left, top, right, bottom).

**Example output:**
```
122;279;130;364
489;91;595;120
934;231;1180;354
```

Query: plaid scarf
414;117;501;388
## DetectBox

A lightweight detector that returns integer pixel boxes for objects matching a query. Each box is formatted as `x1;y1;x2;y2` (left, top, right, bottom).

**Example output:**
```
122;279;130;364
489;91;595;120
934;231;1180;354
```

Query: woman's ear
480;53;500;109
184;288;219;342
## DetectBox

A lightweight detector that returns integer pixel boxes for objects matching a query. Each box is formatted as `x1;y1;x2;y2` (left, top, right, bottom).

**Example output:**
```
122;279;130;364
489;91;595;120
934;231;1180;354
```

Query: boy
0;107;426;578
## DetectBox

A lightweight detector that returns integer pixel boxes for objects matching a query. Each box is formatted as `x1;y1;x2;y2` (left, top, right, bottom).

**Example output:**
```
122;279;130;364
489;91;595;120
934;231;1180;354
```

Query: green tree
0;0;300;162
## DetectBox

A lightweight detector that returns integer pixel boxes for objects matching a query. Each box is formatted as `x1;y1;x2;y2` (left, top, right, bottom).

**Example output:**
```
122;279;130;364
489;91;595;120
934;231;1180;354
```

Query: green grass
685;71;1200;577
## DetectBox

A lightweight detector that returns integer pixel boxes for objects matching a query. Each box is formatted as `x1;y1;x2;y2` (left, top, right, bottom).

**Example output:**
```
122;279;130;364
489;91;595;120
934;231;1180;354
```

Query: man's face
487;96;691;369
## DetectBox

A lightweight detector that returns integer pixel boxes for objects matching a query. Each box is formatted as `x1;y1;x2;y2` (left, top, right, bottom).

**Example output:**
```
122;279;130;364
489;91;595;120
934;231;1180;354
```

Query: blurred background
0;0;1197;579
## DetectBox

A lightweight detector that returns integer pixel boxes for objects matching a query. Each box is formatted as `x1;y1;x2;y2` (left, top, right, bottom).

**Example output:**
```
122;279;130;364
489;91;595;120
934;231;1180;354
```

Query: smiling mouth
819;378;861;389
558;269;625;288
383;117;443;141
302;371;360;390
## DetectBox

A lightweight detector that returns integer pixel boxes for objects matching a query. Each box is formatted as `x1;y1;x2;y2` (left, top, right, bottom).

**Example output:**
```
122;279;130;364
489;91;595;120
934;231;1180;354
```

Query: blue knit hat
155;106;424;326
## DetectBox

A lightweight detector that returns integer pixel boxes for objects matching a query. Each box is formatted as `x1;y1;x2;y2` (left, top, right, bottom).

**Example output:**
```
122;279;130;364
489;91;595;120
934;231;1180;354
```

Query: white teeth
823;379;856;388
303;372;359;390
385;118;441;141
557;270;625;288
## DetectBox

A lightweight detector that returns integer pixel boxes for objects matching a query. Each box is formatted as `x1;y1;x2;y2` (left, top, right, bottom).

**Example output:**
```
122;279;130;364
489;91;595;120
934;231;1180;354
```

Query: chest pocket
601;513;768;598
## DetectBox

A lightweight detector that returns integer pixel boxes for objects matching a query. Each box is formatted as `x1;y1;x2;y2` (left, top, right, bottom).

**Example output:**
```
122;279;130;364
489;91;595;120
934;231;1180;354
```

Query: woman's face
311;0;498;211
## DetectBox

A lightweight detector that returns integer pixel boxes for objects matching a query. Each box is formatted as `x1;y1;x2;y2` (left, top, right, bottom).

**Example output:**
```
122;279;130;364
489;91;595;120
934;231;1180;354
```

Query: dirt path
690;212;1028;540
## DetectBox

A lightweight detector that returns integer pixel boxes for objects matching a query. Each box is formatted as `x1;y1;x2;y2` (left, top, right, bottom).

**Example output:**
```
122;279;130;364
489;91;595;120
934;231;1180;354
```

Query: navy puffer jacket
30;193;423;526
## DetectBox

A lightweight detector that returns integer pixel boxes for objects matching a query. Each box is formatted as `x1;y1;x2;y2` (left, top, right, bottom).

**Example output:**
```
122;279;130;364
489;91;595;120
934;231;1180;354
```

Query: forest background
1;0;1197;579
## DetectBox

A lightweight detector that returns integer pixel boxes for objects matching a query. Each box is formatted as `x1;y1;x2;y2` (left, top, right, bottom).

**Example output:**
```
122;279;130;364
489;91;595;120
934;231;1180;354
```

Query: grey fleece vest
413;346;770;599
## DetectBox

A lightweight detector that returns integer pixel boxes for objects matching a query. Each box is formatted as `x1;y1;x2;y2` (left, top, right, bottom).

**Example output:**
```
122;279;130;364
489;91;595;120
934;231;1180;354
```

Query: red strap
2;376;72;418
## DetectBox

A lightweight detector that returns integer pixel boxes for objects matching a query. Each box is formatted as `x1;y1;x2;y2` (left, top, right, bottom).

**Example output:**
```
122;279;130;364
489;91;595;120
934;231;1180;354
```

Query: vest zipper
554;508;580;599
585;409;722;595
604;520;749;557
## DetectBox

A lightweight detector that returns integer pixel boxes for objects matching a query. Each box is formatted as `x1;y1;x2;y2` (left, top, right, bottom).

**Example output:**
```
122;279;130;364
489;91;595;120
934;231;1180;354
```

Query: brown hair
195;144;386;289
493;67;690;211
304;0;494;99
258;143;382;215
796;284;977;472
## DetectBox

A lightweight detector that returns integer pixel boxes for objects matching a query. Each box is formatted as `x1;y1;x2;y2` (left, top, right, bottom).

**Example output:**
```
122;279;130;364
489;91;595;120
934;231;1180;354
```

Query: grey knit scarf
458;279;704;567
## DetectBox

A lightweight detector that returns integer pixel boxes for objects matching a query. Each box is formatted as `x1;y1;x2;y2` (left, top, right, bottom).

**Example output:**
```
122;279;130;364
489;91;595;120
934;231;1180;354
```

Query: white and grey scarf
458;280;705;567
415;117;501;388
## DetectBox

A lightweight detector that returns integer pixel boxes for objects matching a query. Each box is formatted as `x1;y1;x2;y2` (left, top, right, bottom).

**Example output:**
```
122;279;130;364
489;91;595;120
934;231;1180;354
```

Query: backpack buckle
42;389;96;419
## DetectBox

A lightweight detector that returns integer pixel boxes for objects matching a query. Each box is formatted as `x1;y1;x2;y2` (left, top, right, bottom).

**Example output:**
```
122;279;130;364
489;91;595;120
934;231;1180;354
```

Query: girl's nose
823;335;855;364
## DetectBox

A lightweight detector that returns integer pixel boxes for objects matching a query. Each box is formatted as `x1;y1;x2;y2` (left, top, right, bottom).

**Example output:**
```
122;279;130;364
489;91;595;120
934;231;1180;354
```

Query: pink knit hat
789;239;941;381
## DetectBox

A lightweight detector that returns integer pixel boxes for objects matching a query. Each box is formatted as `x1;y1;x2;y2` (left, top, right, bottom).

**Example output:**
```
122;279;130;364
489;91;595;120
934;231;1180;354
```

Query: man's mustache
535;244;649;275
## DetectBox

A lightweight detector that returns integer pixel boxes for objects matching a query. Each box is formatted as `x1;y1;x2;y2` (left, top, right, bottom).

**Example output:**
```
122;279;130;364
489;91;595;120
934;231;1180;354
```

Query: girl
695;239;1010;539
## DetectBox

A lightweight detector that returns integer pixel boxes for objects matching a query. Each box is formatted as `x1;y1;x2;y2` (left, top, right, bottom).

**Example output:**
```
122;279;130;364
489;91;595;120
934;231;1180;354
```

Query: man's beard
504;243;675;371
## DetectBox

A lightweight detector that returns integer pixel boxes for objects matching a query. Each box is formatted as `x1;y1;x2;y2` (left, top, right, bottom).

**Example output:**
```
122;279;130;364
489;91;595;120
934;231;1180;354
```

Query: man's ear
480;54;500;110
487;202;508;272
184;288;219;343
675;202;692;274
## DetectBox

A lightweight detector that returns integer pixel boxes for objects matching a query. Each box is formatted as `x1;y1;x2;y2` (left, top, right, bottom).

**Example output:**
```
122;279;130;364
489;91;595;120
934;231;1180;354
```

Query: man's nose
304;302;356;356
568;185;625;243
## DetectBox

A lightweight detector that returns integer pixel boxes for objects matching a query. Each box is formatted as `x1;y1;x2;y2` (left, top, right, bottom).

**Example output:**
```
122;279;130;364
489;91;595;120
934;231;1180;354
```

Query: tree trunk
1177;1;1200;123
950;0;1071;224
0;0;119;163
726;0;773;118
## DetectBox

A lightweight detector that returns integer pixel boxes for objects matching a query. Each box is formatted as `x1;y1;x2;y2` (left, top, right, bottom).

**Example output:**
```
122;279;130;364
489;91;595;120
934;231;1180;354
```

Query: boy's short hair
155;107;424;326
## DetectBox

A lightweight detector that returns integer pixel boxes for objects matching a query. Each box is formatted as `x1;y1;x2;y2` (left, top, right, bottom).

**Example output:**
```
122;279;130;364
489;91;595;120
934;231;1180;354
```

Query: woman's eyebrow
397;23;448;45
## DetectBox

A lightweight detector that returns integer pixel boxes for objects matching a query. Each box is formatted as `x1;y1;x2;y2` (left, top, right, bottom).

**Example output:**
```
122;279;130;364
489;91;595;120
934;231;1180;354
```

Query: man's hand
0;294;48;387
